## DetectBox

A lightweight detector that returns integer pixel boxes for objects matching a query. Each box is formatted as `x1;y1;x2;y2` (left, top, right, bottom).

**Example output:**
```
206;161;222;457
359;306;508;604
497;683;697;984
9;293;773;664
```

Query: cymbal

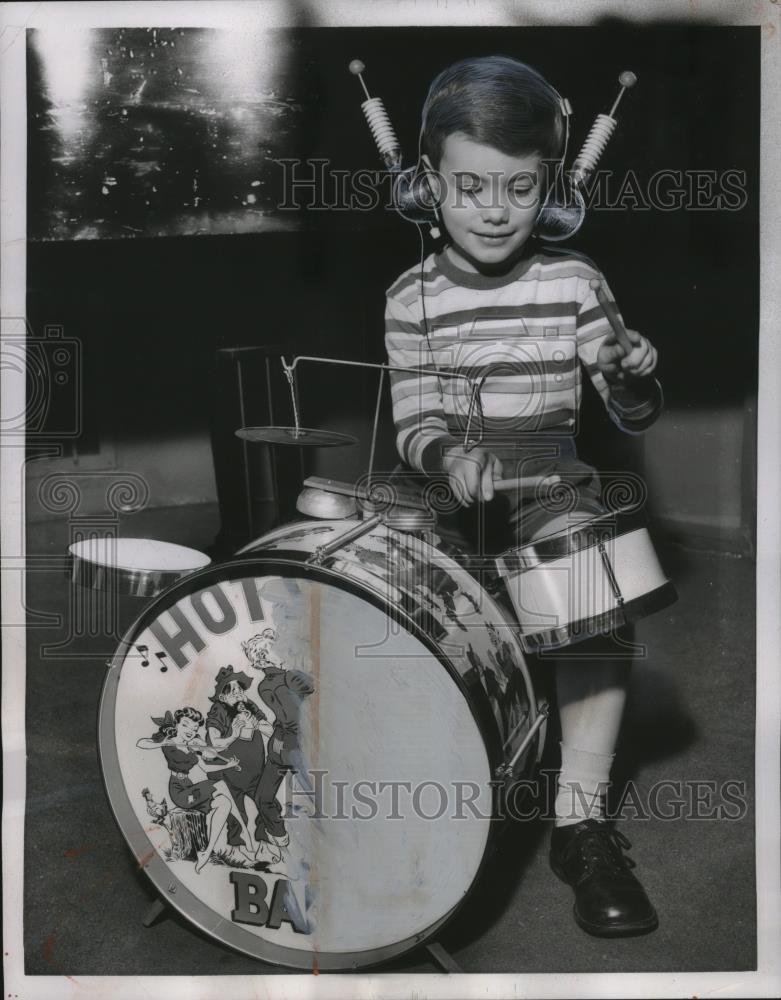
235;426;358;447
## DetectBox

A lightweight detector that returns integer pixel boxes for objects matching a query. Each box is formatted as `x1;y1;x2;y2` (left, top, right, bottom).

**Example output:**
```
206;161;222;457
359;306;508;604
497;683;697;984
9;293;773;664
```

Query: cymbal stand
280;354;486;457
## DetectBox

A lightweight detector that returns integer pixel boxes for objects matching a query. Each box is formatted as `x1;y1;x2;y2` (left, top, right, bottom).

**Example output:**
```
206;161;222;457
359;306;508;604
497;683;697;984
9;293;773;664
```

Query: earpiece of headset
391;164;442;236
533;92;588;242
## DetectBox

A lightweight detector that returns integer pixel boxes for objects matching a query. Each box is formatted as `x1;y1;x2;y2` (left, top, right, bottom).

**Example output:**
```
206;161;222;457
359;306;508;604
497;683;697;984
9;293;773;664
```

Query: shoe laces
567;825;636;878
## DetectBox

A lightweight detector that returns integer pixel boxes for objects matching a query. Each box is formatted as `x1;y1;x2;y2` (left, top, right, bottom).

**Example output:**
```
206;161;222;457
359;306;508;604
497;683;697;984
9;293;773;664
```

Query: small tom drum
496;508;677;652
69;537;211;597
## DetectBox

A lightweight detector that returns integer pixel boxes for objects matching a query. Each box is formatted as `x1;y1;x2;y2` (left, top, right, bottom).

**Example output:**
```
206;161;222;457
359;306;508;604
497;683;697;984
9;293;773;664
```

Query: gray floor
22;504;756;975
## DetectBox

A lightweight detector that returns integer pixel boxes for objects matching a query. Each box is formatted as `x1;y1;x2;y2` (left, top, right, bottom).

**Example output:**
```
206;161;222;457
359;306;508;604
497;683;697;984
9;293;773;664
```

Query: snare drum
496;509;677;652
99;518;546;970
69;537;211;597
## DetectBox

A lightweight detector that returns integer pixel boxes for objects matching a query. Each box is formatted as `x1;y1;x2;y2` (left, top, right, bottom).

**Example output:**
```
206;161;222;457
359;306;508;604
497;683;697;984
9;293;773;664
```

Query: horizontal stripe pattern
385;249;661;471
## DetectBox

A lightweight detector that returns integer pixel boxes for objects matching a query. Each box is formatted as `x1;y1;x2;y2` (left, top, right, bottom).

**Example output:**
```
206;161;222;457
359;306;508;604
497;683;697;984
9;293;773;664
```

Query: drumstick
492;474;561;493
589;278;634;356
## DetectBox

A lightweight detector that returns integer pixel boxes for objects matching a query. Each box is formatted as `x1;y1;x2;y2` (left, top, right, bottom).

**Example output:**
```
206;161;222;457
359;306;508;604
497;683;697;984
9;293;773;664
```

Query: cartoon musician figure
241;631;315;862
204;665;281;865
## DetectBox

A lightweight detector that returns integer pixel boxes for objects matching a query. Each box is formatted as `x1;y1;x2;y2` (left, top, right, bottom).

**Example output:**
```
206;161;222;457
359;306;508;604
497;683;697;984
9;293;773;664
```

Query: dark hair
422;56;565;168
151;706;203;743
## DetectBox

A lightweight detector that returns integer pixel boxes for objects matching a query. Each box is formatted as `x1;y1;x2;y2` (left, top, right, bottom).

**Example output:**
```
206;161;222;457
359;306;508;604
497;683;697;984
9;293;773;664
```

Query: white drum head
69;537;211;571
528;509;596;542
100;562;494;969
69;538;211;597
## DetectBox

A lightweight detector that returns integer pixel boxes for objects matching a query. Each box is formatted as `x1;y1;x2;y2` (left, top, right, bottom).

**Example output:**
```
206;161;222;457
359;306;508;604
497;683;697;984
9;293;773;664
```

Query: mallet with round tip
348;59;371;100
609;71;638;118
571;71;638;188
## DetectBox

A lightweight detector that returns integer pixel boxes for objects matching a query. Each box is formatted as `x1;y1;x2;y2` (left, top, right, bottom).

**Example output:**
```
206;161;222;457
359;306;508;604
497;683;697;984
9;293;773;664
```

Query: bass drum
99;518;545;971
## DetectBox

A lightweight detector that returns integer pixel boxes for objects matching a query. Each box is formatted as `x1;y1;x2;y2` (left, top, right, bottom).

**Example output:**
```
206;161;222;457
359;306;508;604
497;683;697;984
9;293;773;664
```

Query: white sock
553;658;630;828
554;743;614;827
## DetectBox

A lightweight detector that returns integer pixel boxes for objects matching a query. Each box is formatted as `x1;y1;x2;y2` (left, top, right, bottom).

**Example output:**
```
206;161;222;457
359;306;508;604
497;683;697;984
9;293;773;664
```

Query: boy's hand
597;328;658;385
441;445;502;506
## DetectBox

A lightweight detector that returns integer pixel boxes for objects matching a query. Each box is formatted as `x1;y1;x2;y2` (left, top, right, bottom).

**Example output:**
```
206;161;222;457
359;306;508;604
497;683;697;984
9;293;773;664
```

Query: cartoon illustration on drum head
203;666;281;864
103;573;324;956
136;706;258;871
133;629;318;875
240;631;316;860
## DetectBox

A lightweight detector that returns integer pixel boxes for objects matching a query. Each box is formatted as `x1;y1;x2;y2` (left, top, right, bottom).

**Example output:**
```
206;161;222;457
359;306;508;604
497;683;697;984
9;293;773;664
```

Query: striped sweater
384;246;662;473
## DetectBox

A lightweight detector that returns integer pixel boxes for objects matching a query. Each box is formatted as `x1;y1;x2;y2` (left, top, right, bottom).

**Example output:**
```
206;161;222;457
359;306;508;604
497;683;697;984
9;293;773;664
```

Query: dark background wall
25;24;759;550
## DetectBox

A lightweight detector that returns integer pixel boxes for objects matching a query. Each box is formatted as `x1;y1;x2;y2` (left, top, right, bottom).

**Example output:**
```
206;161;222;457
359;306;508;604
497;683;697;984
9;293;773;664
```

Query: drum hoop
303;475;430;512
518;580;678;652
496;508;649;573
98;554;513;969
69;557;197;598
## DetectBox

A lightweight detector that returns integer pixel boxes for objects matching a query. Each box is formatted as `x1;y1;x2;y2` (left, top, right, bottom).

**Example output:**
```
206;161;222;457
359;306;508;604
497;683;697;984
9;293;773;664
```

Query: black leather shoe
550;819;659;936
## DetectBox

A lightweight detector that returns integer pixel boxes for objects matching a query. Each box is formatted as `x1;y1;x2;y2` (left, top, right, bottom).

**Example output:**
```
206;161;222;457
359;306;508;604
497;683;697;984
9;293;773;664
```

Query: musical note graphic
155;651;168;673
136;645;150;667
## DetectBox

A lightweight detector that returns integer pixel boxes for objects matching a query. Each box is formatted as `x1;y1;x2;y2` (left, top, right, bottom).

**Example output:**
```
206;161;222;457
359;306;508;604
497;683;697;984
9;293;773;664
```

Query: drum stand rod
366;367;385;490
281;355;486;451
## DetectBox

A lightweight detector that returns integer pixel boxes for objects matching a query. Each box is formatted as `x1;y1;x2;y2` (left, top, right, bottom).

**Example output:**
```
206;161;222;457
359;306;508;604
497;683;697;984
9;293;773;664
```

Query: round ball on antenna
589;278;602;291
618;71;637;88
349;59;366;75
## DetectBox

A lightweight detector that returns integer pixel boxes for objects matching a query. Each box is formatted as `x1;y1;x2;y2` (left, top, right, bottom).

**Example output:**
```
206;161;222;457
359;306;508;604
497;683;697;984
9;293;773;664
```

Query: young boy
384;56;663;937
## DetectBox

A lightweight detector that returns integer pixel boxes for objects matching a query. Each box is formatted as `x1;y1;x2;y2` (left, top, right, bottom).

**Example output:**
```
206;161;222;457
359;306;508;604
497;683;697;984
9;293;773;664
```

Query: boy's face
432;134;544;273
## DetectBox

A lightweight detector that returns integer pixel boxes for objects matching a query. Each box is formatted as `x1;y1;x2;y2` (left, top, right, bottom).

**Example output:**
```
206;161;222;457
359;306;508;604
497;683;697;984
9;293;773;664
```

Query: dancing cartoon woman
137;707;255;873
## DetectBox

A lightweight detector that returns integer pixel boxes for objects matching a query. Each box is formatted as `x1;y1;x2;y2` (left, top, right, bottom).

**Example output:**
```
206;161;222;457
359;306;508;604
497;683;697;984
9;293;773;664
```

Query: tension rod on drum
280;355;486;452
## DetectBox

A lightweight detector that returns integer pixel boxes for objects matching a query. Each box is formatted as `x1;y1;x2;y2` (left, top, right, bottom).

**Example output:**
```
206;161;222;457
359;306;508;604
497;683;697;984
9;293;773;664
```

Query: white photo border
2;2;779;998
